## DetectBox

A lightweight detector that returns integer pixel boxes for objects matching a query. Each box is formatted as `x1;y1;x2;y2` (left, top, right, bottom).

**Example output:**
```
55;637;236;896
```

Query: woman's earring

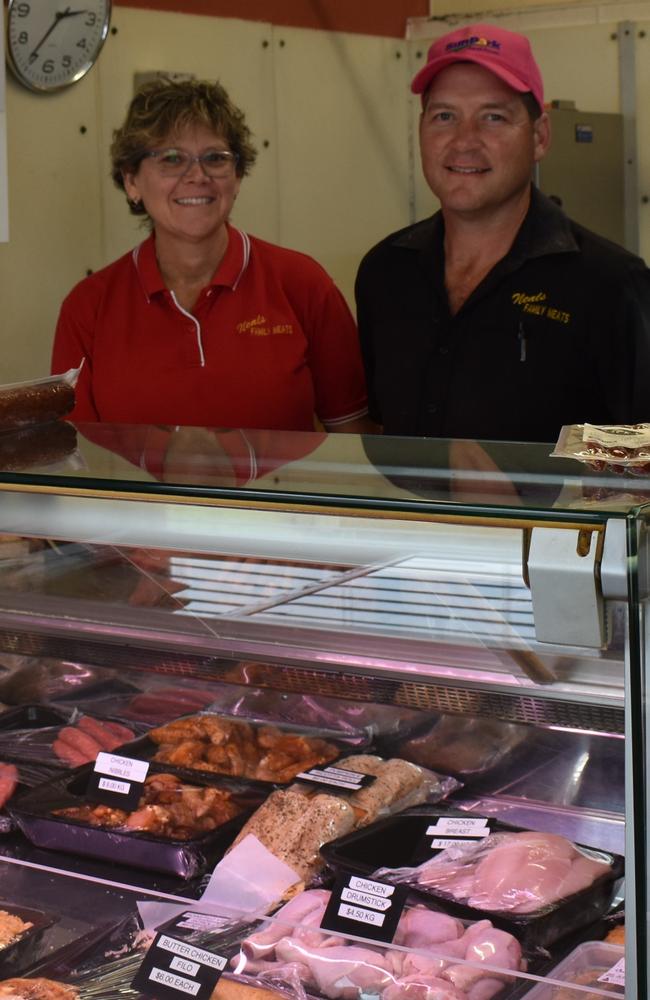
128;197;141;209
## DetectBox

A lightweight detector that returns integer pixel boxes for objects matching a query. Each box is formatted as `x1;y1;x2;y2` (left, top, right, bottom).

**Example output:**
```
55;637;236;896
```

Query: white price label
159;935;227;971
349;876;394;898
341;887;392;911
430;837;482;849
322;766;365;782
338;903;385;927
95;752;149;784
149;967;200;995
296;770;363;788
176;913;230;932
427;817;490;837
98;776;130;795
598;958;625;986
170;957;200;977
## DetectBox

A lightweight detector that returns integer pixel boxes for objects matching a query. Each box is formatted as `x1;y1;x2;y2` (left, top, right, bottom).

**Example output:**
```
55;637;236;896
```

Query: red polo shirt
51;225;368;430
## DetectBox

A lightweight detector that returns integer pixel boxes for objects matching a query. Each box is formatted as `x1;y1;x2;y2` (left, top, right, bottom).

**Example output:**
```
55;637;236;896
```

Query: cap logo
445;36;501;54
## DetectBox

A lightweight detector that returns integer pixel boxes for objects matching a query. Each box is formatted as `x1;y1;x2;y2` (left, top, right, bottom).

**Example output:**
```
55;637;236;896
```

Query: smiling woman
50;77;371;434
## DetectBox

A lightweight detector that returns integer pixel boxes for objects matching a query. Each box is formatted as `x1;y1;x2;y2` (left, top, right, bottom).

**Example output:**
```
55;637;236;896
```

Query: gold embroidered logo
511;292;570;324
235;315;294;336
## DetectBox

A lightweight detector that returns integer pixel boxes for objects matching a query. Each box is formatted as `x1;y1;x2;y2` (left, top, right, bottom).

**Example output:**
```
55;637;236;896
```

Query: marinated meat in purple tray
53;771;242;839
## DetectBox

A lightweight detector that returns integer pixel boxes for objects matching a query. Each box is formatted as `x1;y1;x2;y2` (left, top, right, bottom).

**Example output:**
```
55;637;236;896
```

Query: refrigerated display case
0;422;643;998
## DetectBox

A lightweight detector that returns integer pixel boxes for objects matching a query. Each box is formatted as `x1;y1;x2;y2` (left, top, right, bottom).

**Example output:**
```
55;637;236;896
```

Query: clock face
6;0;112;93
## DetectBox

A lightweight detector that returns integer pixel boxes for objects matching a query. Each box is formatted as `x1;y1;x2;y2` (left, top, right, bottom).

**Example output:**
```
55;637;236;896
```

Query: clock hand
29;7;72;59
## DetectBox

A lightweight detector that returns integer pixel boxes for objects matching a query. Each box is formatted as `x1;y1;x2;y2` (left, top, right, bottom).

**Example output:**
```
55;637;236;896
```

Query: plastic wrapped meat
412;831;612;914
399;716;529;777
227;755;441;881
0;911;32;950
52;771;242;840
149;714;339;782
233;890;525;1000
122;685;217;723
0;980;78;999
0;658;114;705
0;715;135;769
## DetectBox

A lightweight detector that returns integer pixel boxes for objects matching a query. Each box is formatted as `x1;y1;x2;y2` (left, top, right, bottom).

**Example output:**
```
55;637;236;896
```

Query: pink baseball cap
411;23;544;111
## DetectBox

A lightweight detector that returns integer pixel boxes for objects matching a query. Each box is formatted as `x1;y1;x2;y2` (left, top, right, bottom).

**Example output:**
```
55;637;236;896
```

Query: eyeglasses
142;147;239;178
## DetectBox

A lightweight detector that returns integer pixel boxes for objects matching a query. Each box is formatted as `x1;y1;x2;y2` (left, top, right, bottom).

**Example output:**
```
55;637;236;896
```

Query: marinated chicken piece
150;714;338;781
53;802;128;828
0;980;78;999
150;739;207;767
0;912;32;949
149;716;220;743
256;730;336;783
53;772;241;840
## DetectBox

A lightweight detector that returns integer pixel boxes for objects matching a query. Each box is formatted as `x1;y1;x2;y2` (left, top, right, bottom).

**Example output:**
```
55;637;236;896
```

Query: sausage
77;716;123;750
56;727;103;763
52;738;88;767
0;762;18;808
0;379;75;429
99;719;135;744
0;419;77;472
124;689;214;721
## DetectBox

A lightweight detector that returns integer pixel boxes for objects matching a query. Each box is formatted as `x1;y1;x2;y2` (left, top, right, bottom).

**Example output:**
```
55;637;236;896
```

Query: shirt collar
131;223;251;301
392;186;579;261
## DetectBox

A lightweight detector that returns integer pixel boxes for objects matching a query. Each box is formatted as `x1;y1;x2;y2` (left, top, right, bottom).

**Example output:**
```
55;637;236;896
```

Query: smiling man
356;23;650;442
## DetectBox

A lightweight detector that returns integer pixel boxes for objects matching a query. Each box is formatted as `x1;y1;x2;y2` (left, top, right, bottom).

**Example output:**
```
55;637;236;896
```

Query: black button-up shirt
356;188;650;442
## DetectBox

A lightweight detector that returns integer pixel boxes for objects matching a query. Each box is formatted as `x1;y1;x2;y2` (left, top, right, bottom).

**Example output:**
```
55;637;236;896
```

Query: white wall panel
0;69;102;379
271;27;412;303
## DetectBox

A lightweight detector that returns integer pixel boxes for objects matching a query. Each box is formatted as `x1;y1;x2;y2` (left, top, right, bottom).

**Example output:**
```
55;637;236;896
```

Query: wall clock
6;0;112;93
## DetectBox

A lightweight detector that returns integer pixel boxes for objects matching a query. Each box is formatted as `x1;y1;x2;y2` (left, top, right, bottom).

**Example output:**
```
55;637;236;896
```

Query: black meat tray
26;909;257;997
9;765;269;879
0;704;73;730
124;712;371;787
320;807;624;952
0;902;57;977
0;751;68;837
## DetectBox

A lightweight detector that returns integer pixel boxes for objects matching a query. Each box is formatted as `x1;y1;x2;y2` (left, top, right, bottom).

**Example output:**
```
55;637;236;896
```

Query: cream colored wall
0;9;414;384
2;4;650;386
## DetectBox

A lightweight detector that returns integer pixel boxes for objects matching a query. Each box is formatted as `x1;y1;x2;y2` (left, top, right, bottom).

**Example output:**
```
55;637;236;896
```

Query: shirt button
427;403;438;414
439;346;449;356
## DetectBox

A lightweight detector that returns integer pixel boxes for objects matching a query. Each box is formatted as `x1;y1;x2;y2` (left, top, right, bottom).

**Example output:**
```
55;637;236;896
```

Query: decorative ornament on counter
6;0;111;93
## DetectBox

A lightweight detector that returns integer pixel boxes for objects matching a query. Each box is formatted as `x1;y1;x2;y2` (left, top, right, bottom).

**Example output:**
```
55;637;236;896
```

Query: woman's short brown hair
111;76;258;216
